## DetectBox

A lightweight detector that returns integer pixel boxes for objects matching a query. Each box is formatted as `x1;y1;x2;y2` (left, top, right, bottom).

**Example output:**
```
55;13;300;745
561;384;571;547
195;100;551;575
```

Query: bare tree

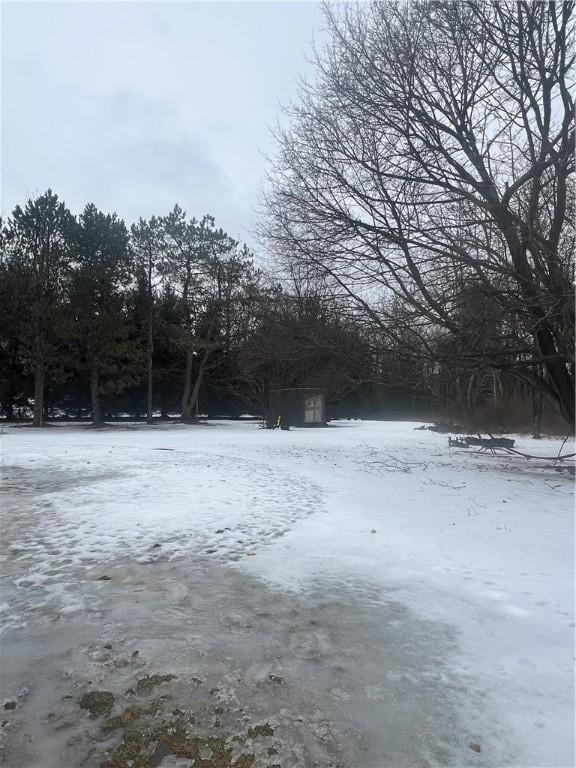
262;0;575;426
237;281;374;423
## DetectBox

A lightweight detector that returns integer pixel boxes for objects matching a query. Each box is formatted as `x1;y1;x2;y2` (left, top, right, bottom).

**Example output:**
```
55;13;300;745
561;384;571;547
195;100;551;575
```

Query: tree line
0;172;571;431
0;191;383;426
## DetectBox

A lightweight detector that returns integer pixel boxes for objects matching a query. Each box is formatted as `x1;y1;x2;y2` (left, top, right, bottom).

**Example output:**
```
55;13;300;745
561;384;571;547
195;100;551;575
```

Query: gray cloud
1;1;323;246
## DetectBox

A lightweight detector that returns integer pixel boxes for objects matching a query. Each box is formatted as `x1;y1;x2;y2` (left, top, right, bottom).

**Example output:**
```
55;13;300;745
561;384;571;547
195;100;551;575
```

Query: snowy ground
0;420;573;768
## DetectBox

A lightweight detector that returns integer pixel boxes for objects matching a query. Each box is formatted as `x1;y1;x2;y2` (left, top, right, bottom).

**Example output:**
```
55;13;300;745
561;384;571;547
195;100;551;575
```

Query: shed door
304;395;323;423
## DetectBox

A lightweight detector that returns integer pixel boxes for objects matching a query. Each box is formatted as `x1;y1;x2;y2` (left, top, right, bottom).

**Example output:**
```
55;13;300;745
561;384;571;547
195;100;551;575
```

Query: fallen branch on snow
358;444;428;473
447;434;575;467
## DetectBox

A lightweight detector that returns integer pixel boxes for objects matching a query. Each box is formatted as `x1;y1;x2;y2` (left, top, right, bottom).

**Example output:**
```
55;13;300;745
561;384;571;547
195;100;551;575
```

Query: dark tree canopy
2;192;381;427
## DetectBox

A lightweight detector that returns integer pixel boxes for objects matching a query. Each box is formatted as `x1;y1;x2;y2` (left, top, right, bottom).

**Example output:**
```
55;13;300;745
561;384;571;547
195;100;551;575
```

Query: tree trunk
504;237;575;429
91;366;102;424
536;327;574;429
146;349;153;424
146;308;154;424
43;386;50;422
466;374;476;416
181;346;194;421
492;372;498;405
143;251;155;425
33;359;44;427
188;347;210;417
532;388;543;439
455;375;472;429
3;357;16;420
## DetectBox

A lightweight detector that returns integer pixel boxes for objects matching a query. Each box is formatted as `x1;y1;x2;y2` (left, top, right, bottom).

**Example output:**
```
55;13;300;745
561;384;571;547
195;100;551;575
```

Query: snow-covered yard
0;420;573;768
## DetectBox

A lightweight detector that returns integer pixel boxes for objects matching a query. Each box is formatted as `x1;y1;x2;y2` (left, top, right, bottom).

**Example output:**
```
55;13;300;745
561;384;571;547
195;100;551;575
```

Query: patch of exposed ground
102;718;261;768
77;661;315;768
79;691;115;718
0;555;478;768
134;674;177;694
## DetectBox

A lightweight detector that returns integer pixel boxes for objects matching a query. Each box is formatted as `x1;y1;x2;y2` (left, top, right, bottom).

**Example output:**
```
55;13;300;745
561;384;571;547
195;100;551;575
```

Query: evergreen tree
69;204;132;423
0;220;32;418
161;208;246;420
5;191;76;425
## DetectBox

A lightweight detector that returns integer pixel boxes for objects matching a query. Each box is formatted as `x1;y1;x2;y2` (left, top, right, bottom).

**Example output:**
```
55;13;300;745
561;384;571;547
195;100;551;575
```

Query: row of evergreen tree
0;191;263;424
0;190;380;426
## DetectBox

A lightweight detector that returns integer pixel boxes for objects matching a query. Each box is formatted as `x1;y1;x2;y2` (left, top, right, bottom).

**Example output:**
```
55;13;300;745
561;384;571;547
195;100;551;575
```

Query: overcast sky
1;1;324;247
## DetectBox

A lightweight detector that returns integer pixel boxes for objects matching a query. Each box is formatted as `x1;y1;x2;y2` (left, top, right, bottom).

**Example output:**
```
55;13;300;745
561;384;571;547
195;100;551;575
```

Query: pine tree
0;220;32;418
70;204;132;423
6;191;76;426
